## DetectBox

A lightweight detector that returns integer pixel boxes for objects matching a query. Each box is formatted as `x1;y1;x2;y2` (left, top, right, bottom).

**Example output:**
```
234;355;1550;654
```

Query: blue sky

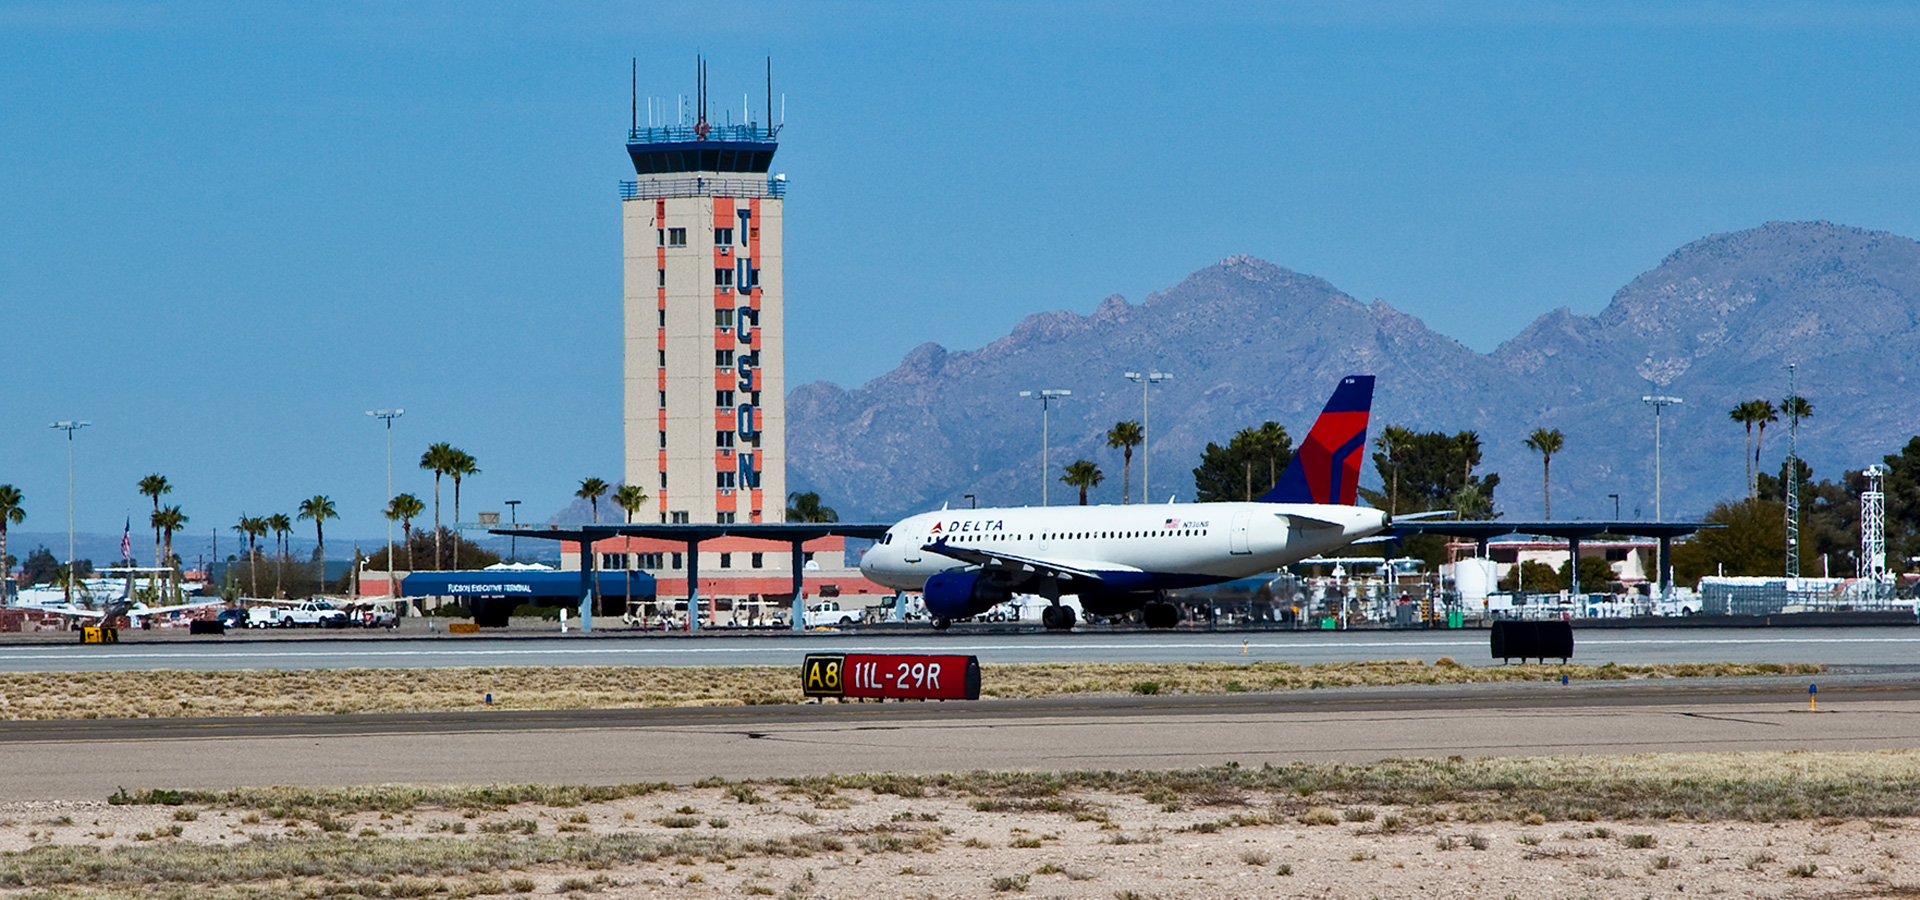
4;1;1919;546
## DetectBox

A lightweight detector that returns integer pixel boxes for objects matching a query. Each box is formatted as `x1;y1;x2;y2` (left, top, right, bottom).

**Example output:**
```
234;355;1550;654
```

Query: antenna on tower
630;58;637;134
694;53;709;139
766;57;773;138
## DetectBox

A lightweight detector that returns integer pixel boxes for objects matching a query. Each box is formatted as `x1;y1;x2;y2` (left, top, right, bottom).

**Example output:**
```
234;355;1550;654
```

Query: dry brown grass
0;660;1824;720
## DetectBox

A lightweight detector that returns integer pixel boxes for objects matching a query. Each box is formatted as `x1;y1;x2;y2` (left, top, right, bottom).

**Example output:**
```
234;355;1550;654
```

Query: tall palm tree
233;515;268;598
786;491;838;523
1105;420;1143;505
418;443;454;569
1750;400;1779;492
152;505;188;602
446;448;479;569
1453;431;1482;496
1374;425;1417;516
0;485;23;591
1060;460;1105;506
386;493;425;574
137;474;170;597
1729;401;1766;498
1782;394;1814;427
576;477;609;524
1522;428;1564;519
614;484;649;524
267;513;293;596
297;496;337;591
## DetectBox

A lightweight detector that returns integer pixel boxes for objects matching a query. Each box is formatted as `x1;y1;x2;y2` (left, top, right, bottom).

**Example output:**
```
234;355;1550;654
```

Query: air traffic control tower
620;71;785;527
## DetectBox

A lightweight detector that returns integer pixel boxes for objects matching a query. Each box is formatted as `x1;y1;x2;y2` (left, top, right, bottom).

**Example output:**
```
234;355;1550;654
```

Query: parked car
354;605;397;628
214;608;249;630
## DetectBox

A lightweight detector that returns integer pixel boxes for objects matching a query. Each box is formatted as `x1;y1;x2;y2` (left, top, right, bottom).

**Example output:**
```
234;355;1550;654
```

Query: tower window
717;470;736;489
638;552;663;569
714;227;733;246
714;267;734;288
715;349;734;368
716;390;734;408
657;308;666;327
658;430;667;449
656;269;665;288
656;228;664;247
671;551;684;568
667;228;686;247
670;511;690;524
658;471;667;488
716;430;735;449
719;552;732;568
714;308;734;328
658;390;667;408
657;350;666;367
717;511;736;524
751;552;763;568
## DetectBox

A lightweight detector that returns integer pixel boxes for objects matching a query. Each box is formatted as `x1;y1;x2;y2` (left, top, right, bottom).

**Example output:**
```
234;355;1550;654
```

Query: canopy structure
1391;520;1717;596
494;522;891;633
401;570;655;599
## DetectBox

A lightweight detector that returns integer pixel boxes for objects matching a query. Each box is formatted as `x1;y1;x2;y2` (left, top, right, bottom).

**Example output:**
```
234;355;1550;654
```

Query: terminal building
555;64;888;623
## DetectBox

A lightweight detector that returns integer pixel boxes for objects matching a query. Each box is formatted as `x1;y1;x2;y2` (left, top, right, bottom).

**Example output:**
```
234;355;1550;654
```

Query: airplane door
1229;510;1253;555
904;537;922;563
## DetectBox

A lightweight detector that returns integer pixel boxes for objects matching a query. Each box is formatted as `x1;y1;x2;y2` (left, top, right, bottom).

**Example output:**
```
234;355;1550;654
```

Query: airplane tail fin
1259;375;1375;506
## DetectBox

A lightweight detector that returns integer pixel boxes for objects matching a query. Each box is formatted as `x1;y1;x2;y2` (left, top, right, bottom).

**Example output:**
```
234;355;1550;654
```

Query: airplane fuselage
859;501;1386;598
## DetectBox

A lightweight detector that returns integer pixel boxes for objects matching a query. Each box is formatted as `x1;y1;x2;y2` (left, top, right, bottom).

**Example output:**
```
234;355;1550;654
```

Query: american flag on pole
120;517;132;561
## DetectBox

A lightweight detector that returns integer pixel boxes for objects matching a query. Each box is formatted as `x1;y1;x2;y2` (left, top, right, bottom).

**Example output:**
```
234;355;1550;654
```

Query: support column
790;540;806;633
686;539;702;632
1659;535;1674;599
1567;537;1582;597
578;536;595;633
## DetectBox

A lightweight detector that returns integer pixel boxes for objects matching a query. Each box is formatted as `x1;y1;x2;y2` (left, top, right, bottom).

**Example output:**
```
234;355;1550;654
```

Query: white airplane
35;598;222;625
860;375;1389;630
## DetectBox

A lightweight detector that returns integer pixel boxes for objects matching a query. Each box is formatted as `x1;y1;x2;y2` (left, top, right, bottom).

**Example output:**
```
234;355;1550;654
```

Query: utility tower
1862;464;1888;596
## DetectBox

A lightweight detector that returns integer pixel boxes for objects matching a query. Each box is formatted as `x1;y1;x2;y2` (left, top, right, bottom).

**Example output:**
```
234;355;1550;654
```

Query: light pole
963;494;976;510
1607;493;1621;519
1019;390;1071;506
1640;395;1681;521
504;500;521;561
365;409;404;603
1123;371;1171;503
49;421;90;601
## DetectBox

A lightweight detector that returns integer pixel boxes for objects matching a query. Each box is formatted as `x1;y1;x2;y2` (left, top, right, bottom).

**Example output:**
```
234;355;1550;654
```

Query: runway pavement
3;674;1916;802
5;625;1920;670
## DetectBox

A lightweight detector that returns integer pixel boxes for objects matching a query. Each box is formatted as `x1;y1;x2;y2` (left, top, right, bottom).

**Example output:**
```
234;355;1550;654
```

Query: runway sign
80;626;118;644
802;653;980;700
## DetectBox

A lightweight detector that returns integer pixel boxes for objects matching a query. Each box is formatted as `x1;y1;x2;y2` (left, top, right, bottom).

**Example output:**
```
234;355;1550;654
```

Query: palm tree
1522;428;1564;519
614;484;649;523
297;495;337;591
576;477;609;524
1750;400;1779;492
1729;401;1768;498
446;448;479;569
385;493;425;574
152;505;188;602
1374;425;1417;516
1104;421;1143;504
1782;394;1814;428
419;443;456;570
1060;460;1105;506
267;513;293;596
137;474;170;597
0;485;23;591
786;492;838;523
1453;431;1482;496
233;515;268;597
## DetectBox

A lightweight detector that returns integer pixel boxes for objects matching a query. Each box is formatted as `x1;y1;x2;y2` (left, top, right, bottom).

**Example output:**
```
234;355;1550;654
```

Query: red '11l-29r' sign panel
801;654;981;701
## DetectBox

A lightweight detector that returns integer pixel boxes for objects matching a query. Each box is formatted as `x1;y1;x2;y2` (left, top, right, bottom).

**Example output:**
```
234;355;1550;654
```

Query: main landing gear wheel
932;617;952;631
1040;605;1077;631
1143;602;1179;629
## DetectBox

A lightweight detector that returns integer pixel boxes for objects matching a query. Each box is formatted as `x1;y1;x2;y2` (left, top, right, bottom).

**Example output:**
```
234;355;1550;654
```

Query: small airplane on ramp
859;375;1388;630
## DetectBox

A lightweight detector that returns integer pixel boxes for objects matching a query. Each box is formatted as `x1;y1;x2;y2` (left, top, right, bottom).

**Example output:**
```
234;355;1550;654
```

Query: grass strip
0;660;1824;720
109;750;1917;824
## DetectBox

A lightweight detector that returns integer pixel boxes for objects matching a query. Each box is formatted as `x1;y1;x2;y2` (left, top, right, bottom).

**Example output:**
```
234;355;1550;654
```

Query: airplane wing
921;539;1126;589
129;599;223;617
38;605;105;619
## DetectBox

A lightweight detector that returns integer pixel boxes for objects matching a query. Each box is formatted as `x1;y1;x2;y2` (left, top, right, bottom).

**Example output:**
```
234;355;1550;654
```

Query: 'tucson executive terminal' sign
802;653;981;701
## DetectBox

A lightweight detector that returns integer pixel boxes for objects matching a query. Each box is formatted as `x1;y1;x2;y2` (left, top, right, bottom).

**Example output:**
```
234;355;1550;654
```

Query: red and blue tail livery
1261;375;1374;506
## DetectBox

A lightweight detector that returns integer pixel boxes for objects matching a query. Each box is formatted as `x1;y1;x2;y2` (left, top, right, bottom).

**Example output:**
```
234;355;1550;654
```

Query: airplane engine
923;571;1011;620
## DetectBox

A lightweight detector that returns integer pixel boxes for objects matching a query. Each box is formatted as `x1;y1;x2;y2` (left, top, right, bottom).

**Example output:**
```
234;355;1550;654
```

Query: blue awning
401;570;655;599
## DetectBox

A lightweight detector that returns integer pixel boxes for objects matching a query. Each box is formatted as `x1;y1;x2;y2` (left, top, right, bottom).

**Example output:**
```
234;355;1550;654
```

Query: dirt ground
3;782;1915;899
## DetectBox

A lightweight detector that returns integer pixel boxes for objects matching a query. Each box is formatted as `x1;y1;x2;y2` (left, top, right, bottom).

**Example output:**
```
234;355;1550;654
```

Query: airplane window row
939;530;1210;542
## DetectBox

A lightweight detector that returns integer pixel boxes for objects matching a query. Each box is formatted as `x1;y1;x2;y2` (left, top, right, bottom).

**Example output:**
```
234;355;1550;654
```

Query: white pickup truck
248;600;350;628
803;601;863;628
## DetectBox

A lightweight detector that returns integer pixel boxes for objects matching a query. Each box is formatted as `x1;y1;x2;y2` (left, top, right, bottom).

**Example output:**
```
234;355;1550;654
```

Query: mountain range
785;221;1920;524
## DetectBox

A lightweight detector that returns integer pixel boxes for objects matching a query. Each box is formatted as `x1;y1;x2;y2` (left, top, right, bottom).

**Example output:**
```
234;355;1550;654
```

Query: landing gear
1040;605;1077;631
1142;602;1179;629
932;617;952;631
